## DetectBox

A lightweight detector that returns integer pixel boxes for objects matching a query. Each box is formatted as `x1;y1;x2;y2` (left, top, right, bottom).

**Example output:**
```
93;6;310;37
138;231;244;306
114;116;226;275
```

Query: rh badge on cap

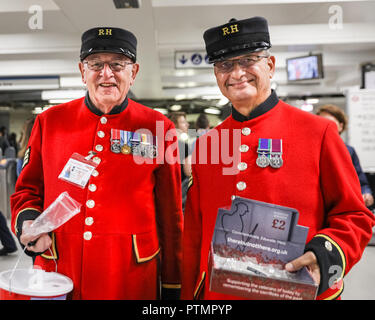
203;16;272;63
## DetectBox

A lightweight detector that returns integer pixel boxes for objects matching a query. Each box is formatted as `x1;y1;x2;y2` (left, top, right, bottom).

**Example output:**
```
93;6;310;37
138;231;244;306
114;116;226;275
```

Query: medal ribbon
120;130;126;146
111;129;121;141
271;139;282;154
126;131;133;146
270;138;283;168
141;133;149;145
131;132;140;143
258;138;271;156
153;136;158;148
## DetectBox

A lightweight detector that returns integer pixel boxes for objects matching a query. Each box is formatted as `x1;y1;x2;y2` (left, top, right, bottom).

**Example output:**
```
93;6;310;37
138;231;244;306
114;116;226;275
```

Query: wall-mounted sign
175;51;211;69
361;63;375;89
0;76;59;91
347;89;375;172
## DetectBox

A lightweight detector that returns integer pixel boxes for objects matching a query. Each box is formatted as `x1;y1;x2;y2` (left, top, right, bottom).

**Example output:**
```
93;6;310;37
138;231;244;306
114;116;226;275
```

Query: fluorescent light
204;107;221;115
48;99;74;104
32;107;44;114
41;90;86;100
175;70;195;77
306;98;319;104
201;95;229;106
301;103;314;112
60;77;85;88
170;104;182;111
201;95;222;100
33;105;55;114
154;108;168;115
34;105;55;114
175;94;187;100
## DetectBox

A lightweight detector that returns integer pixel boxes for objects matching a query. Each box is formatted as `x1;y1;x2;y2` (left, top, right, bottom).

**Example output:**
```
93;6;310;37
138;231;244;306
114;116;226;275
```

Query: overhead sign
0;76;59;91
347;89;375;172
175;51;211;69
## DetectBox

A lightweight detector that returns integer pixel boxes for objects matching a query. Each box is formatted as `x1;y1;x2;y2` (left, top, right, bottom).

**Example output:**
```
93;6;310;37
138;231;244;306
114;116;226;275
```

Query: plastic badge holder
58;152;98;189
23;191;82;238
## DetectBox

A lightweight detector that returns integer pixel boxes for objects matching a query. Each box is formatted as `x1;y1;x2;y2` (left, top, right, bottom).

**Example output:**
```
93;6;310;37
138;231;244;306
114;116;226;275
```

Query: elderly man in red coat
11;27;183;300
181;17;375;300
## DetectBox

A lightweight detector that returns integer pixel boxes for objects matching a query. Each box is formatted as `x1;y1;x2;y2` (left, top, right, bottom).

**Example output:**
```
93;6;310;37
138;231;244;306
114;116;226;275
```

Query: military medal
256;154;269;168
110;129;121;153
139;133;149;157
111;128;158;159
256;138;270;168
120;131;132;154
131;132;141;156
270;139;283;168
142;134;157;159
151;136;158;158
121;144;131;154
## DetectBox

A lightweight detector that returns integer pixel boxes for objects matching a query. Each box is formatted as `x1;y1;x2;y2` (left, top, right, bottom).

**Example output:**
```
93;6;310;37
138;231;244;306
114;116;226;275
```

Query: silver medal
270;154;283;168
132;144;141;156
256;153;270;168
111;141;121;154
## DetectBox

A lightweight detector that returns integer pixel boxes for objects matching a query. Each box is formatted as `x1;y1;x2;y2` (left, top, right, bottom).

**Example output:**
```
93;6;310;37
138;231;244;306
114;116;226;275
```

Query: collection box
209;197;318;300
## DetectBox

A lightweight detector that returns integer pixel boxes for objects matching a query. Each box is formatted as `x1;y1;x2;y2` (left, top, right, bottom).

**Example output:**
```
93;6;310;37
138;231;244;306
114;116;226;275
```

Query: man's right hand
20;220;52;253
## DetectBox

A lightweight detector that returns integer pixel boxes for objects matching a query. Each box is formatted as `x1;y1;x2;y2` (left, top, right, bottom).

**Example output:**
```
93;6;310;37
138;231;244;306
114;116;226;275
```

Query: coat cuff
305;234;346;296
14;208;42;257
161;283;181;300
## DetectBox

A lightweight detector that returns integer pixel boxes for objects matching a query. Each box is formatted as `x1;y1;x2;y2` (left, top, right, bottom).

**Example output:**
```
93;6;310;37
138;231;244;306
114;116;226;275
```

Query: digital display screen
286;54;323;81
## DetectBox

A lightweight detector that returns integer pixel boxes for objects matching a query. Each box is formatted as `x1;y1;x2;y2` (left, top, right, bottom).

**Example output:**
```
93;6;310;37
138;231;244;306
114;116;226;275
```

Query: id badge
58;152;98;189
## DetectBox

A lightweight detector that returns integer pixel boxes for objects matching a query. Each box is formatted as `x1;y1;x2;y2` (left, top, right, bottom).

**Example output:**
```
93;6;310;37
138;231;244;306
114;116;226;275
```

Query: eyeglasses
83;59;134;72
214;55;269;73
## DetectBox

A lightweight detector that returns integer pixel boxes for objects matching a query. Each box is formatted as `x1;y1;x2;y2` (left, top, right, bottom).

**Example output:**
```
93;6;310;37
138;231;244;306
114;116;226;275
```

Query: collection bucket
0;268;73;300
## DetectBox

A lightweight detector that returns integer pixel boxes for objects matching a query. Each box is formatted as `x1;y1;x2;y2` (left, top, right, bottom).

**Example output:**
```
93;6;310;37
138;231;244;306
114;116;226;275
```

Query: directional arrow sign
179;55;188;65
175;51;211;69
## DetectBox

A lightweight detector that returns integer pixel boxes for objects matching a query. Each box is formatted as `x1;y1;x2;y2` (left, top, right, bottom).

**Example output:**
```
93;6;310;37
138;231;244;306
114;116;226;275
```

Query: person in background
8;132;19;156
0;210;18;256
0;126;10;155
168;112;192;181
17;117;36;177
0;125;18;255
11;27;183;300
181;16;375;300
317;104;374;208
168;112;191;211
192;113;211;151
195;113;210;138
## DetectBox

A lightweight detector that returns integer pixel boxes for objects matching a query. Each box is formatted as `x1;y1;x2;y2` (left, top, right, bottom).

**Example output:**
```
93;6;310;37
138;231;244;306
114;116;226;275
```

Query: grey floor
0;218;374;300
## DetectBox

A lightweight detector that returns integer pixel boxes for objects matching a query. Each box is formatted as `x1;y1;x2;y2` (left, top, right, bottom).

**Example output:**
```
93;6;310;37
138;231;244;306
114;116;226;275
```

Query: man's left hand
285;251;320;285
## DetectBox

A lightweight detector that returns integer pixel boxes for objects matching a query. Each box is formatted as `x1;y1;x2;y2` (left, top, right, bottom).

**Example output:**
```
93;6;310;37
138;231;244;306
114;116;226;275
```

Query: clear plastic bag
23;191;81;237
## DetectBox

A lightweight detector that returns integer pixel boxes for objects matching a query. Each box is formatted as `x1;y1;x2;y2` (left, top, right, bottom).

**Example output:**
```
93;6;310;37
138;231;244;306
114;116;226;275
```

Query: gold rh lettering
230;24;239;33
222;27;230;36
222;24;239;36
98;28;112;36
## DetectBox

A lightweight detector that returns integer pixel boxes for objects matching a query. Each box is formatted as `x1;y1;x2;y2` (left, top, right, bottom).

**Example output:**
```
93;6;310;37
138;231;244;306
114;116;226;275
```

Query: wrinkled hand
285;251;320;285
20;220;52;253
363;193;374;207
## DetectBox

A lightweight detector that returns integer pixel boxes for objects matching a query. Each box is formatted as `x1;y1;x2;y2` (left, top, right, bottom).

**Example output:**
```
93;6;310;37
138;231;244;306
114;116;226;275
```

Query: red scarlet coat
181;92;375;300
11;96;183;300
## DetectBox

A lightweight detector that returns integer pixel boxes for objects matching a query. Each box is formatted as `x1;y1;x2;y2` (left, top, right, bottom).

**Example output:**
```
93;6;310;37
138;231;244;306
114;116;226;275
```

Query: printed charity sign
209;197;318;300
